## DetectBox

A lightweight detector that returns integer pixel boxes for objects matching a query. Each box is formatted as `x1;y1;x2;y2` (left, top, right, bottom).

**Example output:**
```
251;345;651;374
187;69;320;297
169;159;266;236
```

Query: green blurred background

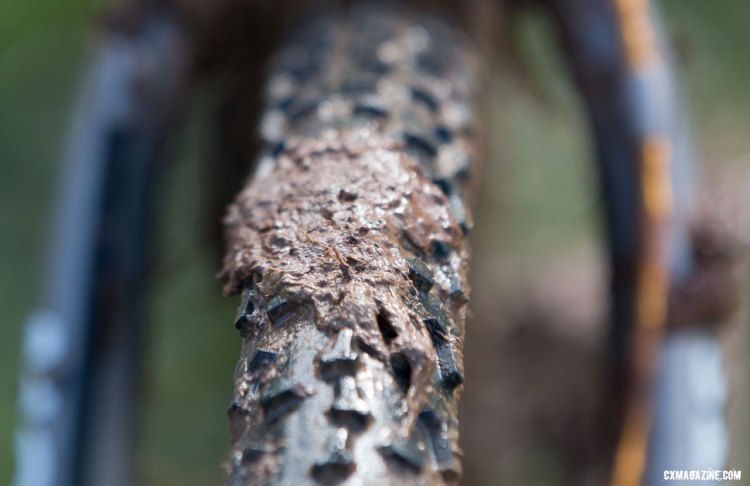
1;1;748;484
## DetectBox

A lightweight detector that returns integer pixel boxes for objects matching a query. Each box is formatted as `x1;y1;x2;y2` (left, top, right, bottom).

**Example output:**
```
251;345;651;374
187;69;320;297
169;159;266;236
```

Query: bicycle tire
219;4;481;484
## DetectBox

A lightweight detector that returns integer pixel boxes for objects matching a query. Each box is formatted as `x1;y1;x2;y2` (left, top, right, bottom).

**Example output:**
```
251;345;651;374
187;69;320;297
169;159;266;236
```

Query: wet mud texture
219;5;481;485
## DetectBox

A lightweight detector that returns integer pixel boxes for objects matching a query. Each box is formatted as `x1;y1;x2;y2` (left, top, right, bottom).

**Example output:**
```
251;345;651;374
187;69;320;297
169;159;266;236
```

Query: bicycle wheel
219;4;481;484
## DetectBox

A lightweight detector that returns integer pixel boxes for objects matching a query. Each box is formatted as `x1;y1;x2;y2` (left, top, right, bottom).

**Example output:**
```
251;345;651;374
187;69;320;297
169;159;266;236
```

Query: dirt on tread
219;4;481;484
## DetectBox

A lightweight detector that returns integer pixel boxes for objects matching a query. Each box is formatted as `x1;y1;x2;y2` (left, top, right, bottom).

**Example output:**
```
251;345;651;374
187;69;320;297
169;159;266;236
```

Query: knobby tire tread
220;5;481;484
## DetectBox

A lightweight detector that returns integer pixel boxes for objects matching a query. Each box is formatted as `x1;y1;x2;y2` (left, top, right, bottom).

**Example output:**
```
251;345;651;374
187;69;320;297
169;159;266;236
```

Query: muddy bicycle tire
218;4;481;484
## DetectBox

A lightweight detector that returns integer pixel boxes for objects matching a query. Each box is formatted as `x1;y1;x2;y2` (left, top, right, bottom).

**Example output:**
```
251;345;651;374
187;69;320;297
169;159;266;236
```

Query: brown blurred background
1;1;748;484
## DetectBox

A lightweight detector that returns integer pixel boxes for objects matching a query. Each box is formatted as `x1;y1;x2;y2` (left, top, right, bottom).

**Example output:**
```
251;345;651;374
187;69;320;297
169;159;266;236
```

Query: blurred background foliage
1;1;749;484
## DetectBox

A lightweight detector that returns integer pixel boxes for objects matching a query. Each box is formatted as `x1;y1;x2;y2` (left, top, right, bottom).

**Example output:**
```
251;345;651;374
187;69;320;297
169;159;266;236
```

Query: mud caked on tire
220;4;481;484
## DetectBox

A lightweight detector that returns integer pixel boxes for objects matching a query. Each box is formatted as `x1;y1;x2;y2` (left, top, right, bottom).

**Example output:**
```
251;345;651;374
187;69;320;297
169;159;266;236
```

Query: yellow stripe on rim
614;0;659;69
610;136;673;486
611;404;652;486
638;137;672;331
